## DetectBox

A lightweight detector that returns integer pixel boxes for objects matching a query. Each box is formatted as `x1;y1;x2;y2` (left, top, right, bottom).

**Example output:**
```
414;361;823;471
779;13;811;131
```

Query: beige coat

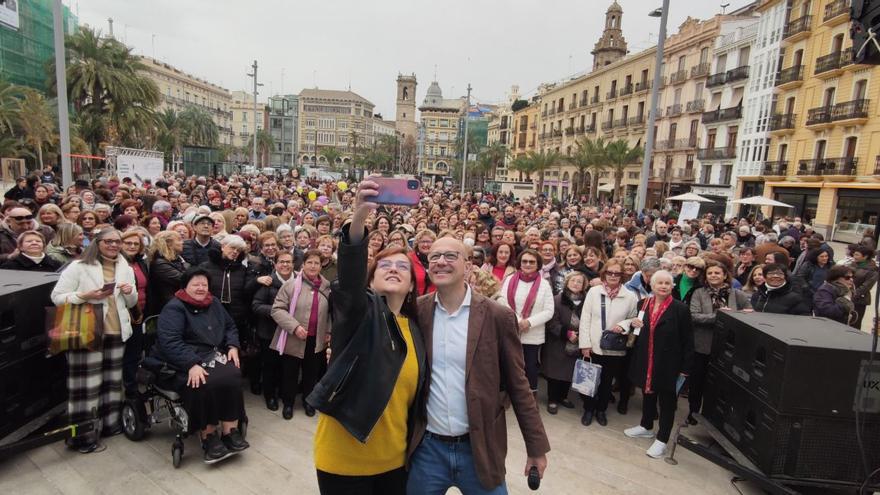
270;275;331;358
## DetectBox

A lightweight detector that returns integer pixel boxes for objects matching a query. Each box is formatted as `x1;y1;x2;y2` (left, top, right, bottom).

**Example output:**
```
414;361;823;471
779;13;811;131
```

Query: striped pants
67;334;125;441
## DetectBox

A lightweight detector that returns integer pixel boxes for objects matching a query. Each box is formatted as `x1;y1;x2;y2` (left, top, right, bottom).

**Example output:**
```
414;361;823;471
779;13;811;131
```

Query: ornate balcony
585;123;597;133
702;106;742;124
635;80;652;92
606;88;618;100
762;161;788;176
797;157;858;176
806;106;833;127
628;115;646;127
815;50;847;77
620;84;634;97
669;69;688;85
666;103;682;117
601;120;614;131
725;66;749;84
769;113;797;132
832;98;869;123
565;127;575;136
783;15;812;41
706;72;727;87
686;99;705;113
613;118;628;129
654;137;697;151
823;0;849;26
691;62;710;78
590;95;600;104
697;147;737;160
776;65;804;89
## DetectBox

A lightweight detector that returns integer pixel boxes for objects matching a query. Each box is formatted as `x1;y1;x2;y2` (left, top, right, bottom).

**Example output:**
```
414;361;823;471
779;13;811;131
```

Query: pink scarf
271;272;304;354
507;271;542;319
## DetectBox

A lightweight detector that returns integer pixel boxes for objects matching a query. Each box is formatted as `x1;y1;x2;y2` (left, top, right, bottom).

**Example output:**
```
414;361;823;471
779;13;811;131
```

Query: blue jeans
407;435;508;495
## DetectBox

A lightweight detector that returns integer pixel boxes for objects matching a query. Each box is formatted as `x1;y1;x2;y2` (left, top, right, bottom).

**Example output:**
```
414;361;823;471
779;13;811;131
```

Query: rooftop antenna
720;3;730;14
434;64;438;81
107;17;113;38
280;68;285;95
313;70;317;89
151;34;155;58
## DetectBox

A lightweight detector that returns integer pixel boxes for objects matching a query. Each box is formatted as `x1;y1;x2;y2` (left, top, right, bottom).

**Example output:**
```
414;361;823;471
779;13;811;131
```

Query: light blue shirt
426;285;472;436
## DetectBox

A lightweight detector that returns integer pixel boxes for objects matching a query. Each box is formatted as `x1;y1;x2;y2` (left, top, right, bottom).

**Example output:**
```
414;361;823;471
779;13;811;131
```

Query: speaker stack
704;311;880;486
0;271;66;440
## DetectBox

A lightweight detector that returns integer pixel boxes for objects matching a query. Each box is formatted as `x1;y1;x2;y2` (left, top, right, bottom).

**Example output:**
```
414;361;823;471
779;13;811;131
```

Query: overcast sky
73;0;754;117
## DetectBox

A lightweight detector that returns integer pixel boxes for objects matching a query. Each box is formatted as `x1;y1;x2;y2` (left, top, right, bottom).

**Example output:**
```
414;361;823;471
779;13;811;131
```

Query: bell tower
395;73;418;140
591;1;628;70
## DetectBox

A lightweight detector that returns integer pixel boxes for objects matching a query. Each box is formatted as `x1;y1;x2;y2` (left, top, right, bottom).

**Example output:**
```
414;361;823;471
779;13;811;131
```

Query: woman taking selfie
307;176;427;495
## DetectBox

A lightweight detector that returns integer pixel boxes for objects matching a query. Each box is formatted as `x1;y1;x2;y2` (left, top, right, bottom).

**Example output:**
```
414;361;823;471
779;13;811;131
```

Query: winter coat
409;250;434;296
151;296;240;374
50;256;138;342
579;284;638;357
673;273;702;306
689;286;752;354
200;247;254;332
851;260;879;307
499;274;555;345
148;255;190;316
0;254;62;272
813;282;856;325
751;281;812;315
543;292;582;382
181;237;219;267
624;271;652;299
795;261;830;295
251;272;288;340
629;297;695;393
46;244;78;266
270;274;331;358
0;224;54;262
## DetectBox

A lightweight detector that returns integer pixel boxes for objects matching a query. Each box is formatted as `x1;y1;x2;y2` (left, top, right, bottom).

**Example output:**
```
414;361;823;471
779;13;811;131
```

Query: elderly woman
408;229;436;296
252;251;295;411
61;202;81;223
50;228;138;453
0;230;62;272
578;260;639;426
688;260;751;424
500;249;555;394
148;231;190;316
751;263;812;315
120;228;149;398
468;267;503;301
152;267;248;463
271;249;331;419
795;248;833;297
542;271;586;415
813;265;858;326
624;270;694;459
77;210;99;247
47;222;84;265
38;203;65;232
201;235;254;350
316;234;338;282
308;178;427;494
673;256;705;305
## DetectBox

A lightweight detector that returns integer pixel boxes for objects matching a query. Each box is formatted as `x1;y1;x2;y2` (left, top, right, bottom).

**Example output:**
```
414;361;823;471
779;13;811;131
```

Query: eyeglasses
685;265;701;270
276;260;293;265
376;260;412;271
605;271;622;277
520;259;538;265
428;251;462;263
100;239;121;245
765;272;785;278
122;241;141;247
8;215;34;221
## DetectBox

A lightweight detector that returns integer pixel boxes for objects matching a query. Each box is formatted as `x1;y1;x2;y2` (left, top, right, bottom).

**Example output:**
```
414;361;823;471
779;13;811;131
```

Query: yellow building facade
754;0;880;242
418;81;463;178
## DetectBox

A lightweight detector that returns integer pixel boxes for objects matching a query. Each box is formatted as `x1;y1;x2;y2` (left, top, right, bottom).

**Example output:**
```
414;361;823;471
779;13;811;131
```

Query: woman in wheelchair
152;266;250;463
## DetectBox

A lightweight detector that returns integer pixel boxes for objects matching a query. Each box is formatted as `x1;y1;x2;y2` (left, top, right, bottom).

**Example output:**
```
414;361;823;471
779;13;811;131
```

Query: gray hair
93;203;111;212
152;200;172;213
220;234;247;252
276;224;293;235
640;258;662;273
649;269;674;286
79;228;122;265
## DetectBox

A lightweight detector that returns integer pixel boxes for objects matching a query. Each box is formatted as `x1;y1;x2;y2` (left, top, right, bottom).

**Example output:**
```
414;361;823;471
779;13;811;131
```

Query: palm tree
0;78;22;135
605;139;644;204
320;146;343;171
568;136;608;204
179;106;218;147
247;130;274;167
15;89;55;168
157;108;184;167
475;142;509;189
509;154;536;181
525;149;562;197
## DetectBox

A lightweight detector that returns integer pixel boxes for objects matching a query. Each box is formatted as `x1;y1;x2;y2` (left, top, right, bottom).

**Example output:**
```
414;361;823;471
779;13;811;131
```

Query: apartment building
418;81;464;179
298;88;376;167
266;94;298;170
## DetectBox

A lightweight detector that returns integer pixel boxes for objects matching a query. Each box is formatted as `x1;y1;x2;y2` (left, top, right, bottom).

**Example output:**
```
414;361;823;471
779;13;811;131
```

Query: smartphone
101;282;116;293
373;177;421;206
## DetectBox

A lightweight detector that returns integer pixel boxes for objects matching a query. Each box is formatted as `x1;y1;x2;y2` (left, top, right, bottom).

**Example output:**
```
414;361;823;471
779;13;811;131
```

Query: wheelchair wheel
239;416;248;439
172;439;184;468
122;400;145;441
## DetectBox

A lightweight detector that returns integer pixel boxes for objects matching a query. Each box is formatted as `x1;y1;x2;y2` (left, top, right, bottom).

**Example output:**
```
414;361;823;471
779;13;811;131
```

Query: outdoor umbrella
666;192;714;202
731;196;793;208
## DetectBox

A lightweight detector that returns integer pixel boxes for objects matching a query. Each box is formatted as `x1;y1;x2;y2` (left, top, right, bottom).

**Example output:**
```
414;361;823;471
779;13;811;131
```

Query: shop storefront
771;187;820;224
736;181;764;218
831;188;880;243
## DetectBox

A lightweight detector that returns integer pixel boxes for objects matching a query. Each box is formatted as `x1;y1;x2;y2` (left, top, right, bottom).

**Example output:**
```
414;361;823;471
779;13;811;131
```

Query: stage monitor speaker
0;350;67;440
710;311;880;420
703;364;880;485
0;271;59;366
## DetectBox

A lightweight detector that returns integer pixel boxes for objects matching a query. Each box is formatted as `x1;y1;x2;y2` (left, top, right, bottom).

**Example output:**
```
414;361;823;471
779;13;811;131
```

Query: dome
423;81;443;106
607;0;622;13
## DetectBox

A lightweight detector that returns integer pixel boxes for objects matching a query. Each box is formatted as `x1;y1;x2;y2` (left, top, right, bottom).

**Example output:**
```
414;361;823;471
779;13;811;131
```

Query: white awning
598;183;614;192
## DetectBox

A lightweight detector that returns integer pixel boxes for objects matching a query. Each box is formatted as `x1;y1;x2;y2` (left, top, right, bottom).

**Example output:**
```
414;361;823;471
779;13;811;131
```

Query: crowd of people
2;167;878;493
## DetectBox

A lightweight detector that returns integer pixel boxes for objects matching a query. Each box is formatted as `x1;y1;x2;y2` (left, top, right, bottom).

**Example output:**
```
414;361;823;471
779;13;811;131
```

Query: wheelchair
120;316;248;468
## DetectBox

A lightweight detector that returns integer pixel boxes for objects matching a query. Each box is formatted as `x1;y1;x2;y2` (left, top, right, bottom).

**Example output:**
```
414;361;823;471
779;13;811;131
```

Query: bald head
427;237;469;289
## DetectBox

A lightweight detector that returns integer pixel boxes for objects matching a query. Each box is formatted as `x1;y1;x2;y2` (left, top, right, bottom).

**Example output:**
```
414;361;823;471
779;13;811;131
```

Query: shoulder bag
599;294;628;352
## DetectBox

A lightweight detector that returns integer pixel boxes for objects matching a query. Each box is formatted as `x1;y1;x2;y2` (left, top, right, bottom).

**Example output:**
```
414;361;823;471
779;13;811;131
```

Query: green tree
156;108;184;166
247;130;275;167
320;146;343;170
509;154;536;181
525;149;562;197
567;136;608;204
605;139;644;203
0;78;23;136
475;142;509;190
49;27;160;154
15;89;55;168
179;106;218;147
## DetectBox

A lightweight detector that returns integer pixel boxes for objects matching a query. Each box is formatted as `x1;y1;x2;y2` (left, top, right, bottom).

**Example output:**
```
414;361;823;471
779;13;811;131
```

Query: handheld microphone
528;466;540;490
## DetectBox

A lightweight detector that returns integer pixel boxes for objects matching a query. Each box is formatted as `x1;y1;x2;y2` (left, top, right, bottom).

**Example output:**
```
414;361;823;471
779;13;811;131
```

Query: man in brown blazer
406;236;550;494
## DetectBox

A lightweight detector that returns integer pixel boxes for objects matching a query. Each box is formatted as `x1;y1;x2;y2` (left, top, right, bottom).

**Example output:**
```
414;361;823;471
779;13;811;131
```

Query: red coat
409;250;435;296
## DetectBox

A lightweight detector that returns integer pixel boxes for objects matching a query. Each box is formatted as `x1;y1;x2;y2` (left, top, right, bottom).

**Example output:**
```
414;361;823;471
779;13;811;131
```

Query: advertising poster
116;154;164;185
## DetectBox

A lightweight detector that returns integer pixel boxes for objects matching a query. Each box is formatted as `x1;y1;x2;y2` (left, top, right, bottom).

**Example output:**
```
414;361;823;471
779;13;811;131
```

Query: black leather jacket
306;224;427;443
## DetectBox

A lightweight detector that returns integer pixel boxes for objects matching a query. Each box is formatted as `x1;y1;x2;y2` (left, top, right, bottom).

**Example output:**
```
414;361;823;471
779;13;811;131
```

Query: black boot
282;404;294;420
222;428;250;452
202;432;232;463
265;396;279;411
617;399;629;415
595;411;608;426
304;404;316;417
581;410;594;426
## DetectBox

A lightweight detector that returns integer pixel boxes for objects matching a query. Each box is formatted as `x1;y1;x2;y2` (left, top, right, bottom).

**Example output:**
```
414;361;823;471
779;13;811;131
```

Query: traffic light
852;0;880;64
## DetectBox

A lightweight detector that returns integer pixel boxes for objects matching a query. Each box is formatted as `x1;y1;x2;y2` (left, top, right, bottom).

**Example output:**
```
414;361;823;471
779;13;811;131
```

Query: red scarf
175;289;213;309
643;295;673;393
507;270;542;319
603;282;620;300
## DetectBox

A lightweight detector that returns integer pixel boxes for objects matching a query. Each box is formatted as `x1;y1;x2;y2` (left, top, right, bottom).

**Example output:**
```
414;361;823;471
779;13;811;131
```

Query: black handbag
598;294;628;352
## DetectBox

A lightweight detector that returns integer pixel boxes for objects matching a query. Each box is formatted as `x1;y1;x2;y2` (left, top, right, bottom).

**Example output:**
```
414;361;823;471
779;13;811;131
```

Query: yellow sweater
314;315;419;476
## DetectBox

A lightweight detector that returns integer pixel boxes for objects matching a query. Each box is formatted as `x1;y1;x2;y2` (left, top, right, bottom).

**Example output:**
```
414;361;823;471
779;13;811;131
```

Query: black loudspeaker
711;311;880;420
0;271;59;366
703;364;880;485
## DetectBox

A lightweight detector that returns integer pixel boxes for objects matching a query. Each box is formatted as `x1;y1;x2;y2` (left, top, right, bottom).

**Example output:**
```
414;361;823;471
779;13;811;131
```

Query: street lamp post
52;0;72;188
636;0;670;214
